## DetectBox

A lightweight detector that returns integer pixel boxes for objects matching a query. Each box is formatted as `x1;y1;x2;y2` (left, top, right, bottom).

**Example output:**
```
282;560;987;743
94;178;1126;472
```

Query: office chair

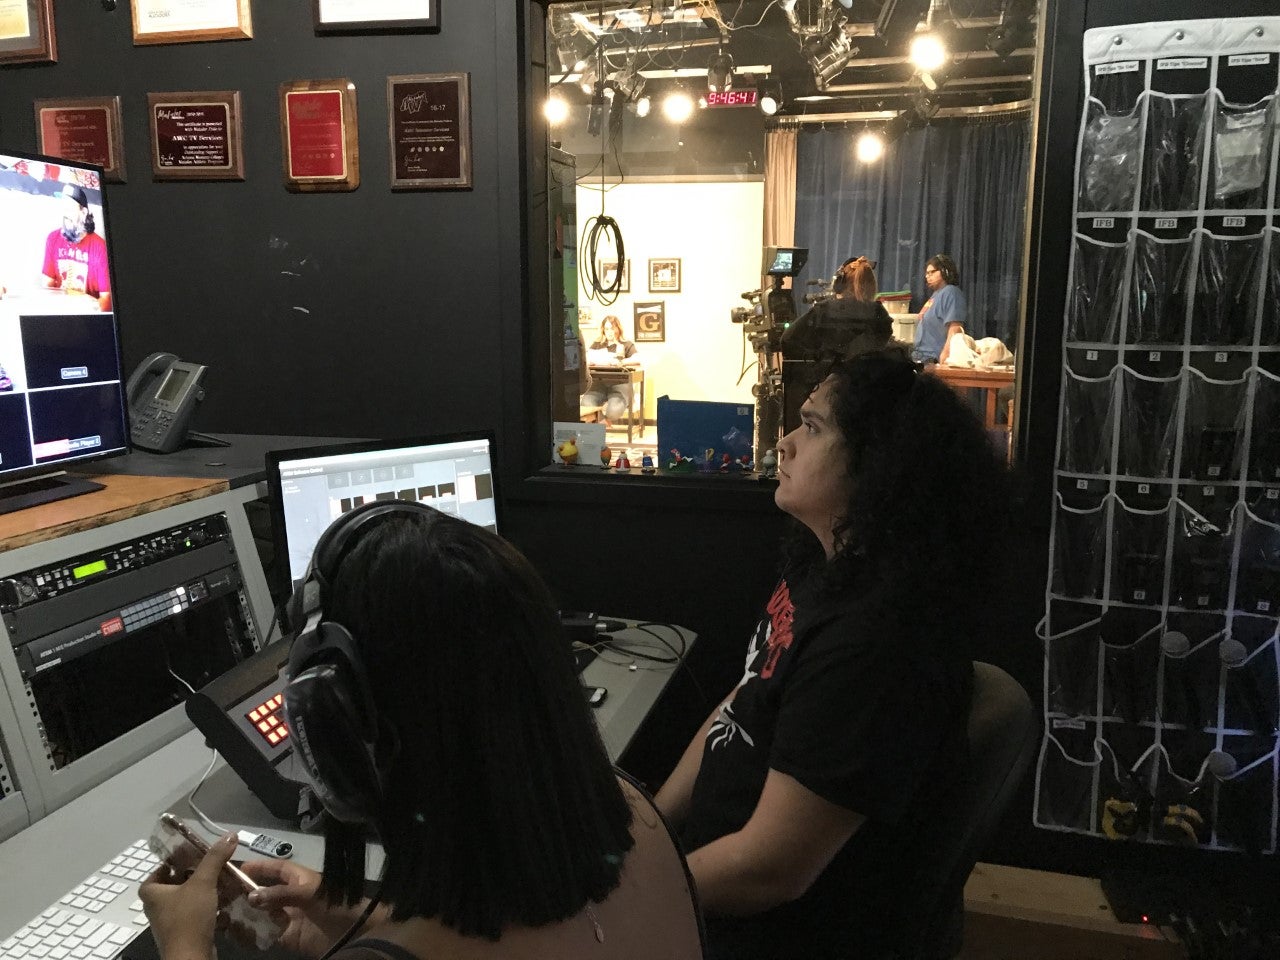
909;661;1039;959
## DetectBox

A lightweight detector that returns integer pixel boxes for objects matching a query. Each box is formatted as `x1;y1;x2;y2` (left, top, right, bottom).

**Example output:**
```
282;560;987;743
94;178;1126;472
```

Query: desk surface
0;619;695;937
929;365;1015;386
0;474;228;551
87;435;353;489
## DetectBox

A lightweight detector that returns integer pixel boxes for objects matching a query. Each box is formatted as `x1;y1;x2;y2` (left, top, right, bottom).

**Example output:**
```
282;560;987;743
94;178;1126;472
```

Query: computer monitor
266;433;500;594
0;148;130;513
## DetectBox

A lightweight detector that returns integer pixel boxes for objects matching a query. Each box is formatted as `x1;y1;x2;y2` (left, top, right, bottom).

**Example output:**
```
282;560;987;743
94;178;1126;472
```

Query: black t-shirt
682;576;972;960
780;299;893;362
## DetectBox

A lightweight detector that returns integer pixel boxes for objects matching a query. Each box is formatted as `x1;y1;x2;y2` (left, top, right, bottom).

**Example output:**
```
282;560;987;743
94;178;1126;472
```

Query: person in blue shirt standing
912;254;967;365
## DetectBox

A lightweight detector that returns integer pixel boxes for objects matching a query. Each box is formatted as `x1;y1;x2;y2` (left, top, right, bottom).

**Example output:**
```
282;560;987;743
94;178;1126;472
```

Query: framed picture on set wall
648;258;681;293
131;0;253;45
314;0;438;32
634;301;665;343
599;259;630;293
0;0;57;64
35;97;126;182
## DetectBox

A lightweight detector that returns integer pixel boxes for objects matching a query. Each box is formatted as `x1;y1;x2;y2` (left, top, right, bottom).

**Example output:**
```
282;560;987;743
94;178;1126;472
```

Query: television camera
729;246;809;461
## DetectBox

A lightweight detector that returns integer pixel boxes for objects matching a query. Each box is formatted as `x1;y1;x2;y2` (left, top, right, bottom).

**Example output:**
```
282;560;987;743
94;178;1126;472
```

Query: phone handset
127;351;209;454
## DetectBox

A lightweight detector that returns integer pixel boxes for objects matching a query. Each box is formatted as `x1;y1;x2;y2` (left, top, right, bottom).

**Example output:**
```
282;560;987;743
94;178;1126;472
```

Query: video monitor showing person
0;150;130;483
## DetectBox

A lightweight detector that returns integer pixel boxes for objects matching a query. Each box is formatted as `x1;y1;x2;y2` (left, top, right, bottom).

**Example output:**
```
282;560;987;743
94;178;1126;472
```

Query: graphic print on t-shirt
42;232;110;299
759;579;795;679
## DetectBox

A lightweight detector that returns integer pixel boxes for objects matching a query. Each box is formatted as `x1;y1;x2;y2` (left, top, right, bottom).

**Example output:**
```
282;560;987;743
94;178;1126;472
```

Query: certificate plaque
147;91;245;181
314;0;438;32
0;0;56;64
132;0;252;44
35;97;126;182
387;73;472;190
280;79;360;192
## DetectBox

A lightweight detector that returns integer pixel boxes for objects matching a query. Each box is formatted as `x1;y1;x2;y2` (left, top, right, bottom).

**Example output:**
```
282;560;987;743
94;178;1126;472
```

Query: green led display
72;559;108;580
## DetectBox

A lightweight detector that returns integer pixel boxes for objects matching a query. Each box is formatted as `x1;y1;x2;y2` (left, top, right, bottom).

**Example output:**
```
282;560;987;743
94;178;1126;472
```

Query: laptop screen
267;434;499;592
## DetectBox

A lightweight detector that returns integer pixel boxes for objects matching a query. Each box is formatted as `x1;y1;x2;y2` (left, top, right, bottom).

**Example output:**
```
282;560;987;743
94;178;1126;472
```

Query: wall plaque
147;91;244;181
132;0;252;45
35;97;125;182
280;79;360;192
0;0;55;64
387;73;472;190
314;0;438;31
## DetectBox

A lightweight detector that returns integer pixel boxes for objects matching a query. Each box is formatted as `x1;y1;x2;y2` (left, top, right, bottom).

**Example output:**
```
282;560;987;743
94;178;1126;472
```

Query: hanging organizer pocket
1160;615;1228;730
1171;499;1236;611
1035;729;1102;833
1110;496;1173;605
1180;368;1249;482
1151;743;1215;847
1068;235;1128;343
1220;636;1279;736
1211;743;1277;853
1191;232;1265;345
1052;492;1109;599
1236;504;1280;616
1078;97;1144;212
1118;367;1184;478
1100;611;1163;723
1042;601;1103;717
1129;233;1192;344
1248;368;1280;483
1096;734;1156;842
1207;95;1276;209
1262;231;1280;347
1059;365;1118;474
1142;92;1210;212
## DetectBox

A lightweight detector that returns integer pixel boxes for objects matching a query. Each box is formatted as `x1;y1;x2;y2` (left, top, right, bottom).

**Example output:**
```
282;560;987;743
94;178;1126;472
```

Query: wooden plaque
147;91;244;181
132;0;252;45
35;97;126;182
0;0;56;64
387;73;472;190
279;79;360;192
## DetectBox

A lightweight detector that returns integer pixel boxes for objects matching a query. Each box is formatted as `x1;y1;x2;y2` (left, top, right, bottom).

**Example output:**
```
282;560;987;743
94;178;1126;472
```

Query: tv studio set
1;3;1278;960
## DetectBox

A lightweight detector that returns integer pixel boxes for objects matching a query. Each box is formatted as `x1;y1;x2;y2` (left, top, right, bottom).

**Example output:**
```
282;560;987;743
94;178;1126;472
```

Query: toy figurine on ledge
759;448;778;479
556;437;579;465
600;444;612;469
737;453;754;473
614;452;631;473
720;453;732;473
640;453;656;475
698;448;717;473
667;448;695;473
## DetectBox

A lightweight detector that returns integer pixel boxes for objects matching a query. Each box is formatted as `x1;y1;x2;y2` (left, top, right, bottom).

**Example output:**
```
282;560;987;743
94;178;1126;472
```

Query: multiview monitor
0;148;130;513
266;434;500;593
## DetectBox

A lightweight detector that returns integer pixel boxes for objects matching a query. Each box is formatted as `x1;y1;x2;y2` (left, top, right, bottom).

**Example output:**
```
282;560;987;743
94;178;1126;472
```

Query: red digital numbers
246;693;291;747
706;90;758;107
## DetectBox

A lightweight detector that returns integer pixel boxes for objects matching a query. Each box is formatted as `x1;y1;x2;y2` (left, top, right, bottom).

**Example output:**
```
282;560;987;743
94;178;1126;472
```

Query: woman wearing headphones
913;253;968;365
140;504;704;960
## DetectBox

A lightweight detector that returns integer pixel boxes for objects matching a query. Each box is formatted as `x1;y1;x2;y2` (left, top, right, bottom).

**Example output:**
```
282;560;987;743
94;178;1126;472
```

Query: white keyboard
0;840;158;960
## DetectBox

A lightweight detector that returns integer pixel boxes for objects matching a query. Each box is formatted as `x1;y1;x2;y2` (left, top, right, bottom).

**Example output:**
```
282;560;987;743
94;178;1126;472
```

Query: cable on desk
593;622;710;709
187;746;230;837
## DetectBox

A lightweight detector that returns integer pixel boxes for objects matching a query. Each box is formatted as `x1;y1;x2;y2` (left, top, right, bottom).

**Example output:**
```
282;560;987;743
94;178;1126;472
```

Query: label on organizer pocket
1096;60;1140;75
1223;216;1246;227
1154;218;1178;229
1092;217;1115;229
1157;57;1208;70
1228;54;1271;66
1052;717;1089;730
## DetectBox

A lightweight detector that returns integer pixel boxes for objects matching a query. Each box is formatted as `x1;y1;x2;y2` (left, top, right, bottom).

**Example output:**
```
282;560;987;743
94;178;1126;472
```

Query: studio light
662;89;695;123
707;48;735;93
543;94;569;125
882;110;912;144
912;88;942;120
635;94;651;118
909;34;947;72
578;60;599;96
855;131;885;163
875;0;933;45
986;0;1037;59
805;23;854;88
758;78;783;116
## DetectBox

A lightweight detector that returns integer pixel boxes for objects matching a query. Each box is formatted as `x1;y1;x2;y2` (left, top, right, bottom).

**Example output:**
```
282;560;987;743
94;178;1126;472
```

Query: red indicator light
249;709;260;721
258;721;271;732
267;731;280;744
278;727;289;740
267;715;279;727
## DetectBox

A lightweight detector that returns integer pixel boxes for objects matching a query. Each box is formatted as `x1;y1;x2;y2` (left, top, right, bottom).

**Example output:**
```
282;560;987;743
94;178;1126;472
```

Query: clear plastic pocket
1219;635;1278;736
1191;232;1265;345
1171;499;1236;610
1034;730;1102;833
1207;96;1275;209
1110;497;1173;605
1142;92;1209;212
1058;365;1118;474
1096;735;1155;843
1248;368;1280;484
1052;493;1109;599
1211;744;1277;852
1129;233;1192;345
1041;602;1103;717
1180;368;1248;482
1236;504;1280;616
1118;367;1183;478
1100;612;1162;723
1149;744;1214;847
1262;233;1280;347
1158;617;1227;730
1078;98;1143;212
1068;235;1128;343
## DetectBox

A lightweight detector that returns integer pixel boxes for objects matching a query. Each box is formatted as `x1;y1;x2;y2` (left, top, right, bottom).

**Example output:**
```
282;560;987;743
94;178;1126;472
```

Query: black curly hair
783;349;1011;633
926;254;960;287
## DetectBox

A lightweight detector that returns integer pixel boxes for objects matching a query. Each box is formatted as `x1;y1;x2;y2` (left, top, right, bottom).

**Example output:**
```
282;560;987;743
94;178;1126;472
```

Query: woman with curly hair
656;348;1011;959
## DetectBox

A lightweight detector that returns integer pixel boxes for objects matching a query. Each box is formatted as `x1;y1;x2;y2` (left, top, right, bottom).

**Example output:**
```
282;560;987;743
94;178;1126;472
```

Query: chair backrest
912;661;1038;958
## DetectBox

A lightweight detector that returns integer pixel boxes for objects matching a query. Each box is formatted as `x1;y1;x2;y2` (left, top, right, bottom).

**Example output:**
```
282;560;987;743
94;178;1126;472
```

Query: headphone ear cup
285;660;384;825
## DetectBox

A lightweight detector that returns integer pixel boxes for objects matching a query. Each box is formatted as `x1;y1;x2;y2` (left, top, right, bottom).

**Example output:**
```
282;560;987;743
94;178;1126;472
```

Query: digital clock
705;90;759;107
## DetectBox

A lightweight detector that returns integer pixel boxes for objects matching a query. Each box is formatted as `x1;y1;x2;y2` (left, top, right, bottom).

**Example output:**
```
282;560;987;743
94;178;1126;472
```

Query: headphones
283;499;440;825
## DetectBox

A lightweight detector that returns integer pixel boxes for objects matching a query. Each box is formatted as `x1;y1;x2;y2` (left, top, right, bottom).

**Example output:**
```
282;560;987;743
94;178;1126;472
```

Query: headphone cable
314;884;384;960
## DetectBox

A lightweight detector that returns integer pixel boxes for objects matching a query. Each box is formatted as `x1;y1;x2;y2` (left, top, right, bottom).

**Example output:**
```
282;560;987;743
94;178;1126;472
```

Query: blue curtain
793;116;1032;349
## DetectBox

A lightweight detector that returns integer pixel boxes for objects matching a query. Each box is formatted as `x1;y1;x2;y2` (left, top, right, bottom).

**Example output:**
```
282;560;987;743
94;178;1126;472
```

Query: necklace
585;904;605;944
